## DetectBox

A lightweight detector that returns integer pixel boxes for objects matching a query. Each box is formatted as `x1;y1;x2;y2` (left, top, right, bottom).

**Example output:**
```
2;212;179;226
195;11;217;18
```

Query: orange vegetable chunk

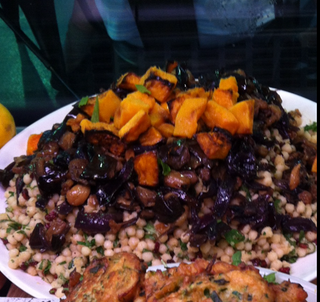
173;97;207;138
139;127;163;146
134;151;159;187
196;131;232;160
149;102;170;127
140;66;178;103
116;72;141;91
118;110;151;142
212;88;236;109
229;99;255;135
156;123;175;138
26;133;43;155
125;91;156;110
202;100;239;135
98;90;122;123
114;97;151;129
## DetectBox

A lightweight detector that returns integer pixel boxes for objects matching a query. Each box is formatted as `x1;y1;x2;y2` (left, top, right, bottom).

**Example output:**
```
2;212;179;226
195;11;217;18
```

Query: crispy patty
64;253;308;302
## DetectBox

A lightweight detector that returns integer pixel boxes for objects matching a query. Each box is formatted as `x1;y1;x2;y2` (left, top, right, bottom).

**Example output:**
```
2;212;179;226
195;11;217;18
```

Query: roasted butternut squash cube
219;76;239;93
126;91;156;110
134;151;159;187
140;66;178;103
26;133;43;155
149;102;170;127
80;119;119;136
202;100;239;135
98;90;122;123
196;130;232;160
156;123;175;138
119;110;151;142
116;72;141;91
114;97;151;129
139;126;163;146
179;87;208;99
173;97;207;138
168;95;187;124
79;90;121;123
212;88;236;109
229;99;255;135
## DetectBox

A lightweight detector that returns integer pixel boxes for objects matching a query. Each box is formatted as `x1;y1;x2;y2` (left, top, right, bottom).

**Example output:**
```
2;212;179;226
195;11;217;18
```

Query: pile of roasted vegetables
0;61;317;252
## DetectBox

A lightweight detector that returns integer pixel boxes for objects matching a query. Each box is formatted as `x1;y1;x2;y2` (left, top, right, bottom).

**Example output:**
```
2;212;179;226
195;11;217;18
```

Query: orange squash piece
212;88;236;109
116;72;141;91
140;66;178;103
118;110;151;142
80;119;119;136
26;133;43;155
202;100;239;135
98;90;122;123
219;76;239;104
229;99;255;135
311;155;317;173
168;96;187;124
114;97;151;129
125;91;156;110
139;127;163;146
156;123;175;138
134;151;159;187
149;102;170;127
79;90;121;123
196;131;232;160
173;97;207;138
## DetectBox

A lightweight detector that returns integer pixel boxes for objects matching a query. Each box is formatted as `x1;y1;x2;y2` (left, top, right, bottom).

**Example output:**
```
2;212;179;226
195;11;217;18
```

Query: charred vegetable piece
173;97;207;138
134;151;159;187
196;128;232;160
139;126;163;146
139;66;178;103
229;100;255;135
114;97;151;130
116;71;141;91
212;88;235;109
119;110;151;142
202;100;239;135
149;102;171;127
74;210;123;234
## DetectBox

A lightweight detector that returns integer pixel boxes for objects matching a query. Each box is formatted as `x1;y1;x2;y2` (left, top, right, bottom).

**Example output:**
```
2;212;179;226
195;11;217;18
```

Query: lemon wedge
0;103;16;149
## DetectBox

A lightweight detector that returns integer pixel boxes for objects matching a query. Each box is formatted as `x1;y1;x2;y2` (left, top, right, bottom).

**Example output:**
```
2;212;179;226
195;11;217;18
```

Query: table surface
0;271;317;298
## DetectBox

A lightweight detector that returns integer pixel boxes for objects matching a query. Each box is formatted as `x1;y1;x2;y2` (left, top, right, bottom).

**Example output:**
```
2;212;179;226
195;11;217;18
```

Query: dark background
0;0;317;128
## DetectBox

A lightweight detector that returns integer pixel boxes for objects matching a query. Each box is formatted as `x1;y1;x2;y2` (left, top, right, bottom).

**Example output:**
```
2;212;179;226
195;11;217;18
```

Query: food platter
0;90;317;299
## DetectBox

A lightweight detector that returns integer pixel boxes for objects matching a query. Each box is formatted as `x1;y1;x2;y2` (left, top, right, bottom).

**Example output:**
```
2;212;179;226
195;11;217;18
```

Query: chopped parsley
91;96;100;123
78;96;89;107
158;158;171;176
135;84;151;95
224;229;245;247
304;122;317;132
263;272;277;284
232;251;242;266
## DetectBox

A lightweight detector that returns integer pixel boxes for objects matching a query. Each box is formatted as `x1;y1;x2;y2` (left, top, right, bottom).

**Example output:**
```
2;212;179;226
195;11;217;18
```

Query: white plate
0;90;317;299
147;263;317;302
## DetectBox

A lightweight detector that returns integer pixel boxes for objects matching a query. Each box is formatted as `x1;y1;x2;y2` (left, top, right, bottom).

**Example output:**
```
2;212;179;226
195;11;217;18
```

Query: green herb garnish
304;122;317;132
91;96;100;123
158;158;171;176
135;84;151;95
231;251;242;266
78;96;89;107
263;272;277;284
224;229;245;247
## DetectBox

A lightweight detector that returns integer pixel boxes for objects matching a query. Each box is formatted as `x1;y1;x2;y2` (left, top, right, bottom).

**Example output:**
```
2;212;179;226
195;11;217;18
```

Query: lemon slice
0;103;16;148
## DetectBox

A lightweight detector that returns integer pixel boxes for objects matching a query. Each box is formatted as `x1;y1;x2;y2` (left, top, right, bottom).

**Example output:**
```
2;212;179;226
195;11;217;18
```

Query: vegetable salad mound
0;62;317;298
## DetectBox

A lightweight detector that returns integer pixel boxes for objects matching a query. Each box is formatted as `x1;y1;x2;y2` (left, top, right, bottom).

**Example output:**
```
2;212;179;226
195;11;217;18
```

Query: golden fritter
65;252;146;302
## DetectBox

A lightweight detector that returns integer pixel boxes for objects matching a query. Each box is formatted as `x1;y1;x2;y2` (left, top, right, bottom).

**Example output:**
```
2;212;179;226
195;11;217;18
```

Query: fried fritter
65;252;146;302
144;259;307;302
